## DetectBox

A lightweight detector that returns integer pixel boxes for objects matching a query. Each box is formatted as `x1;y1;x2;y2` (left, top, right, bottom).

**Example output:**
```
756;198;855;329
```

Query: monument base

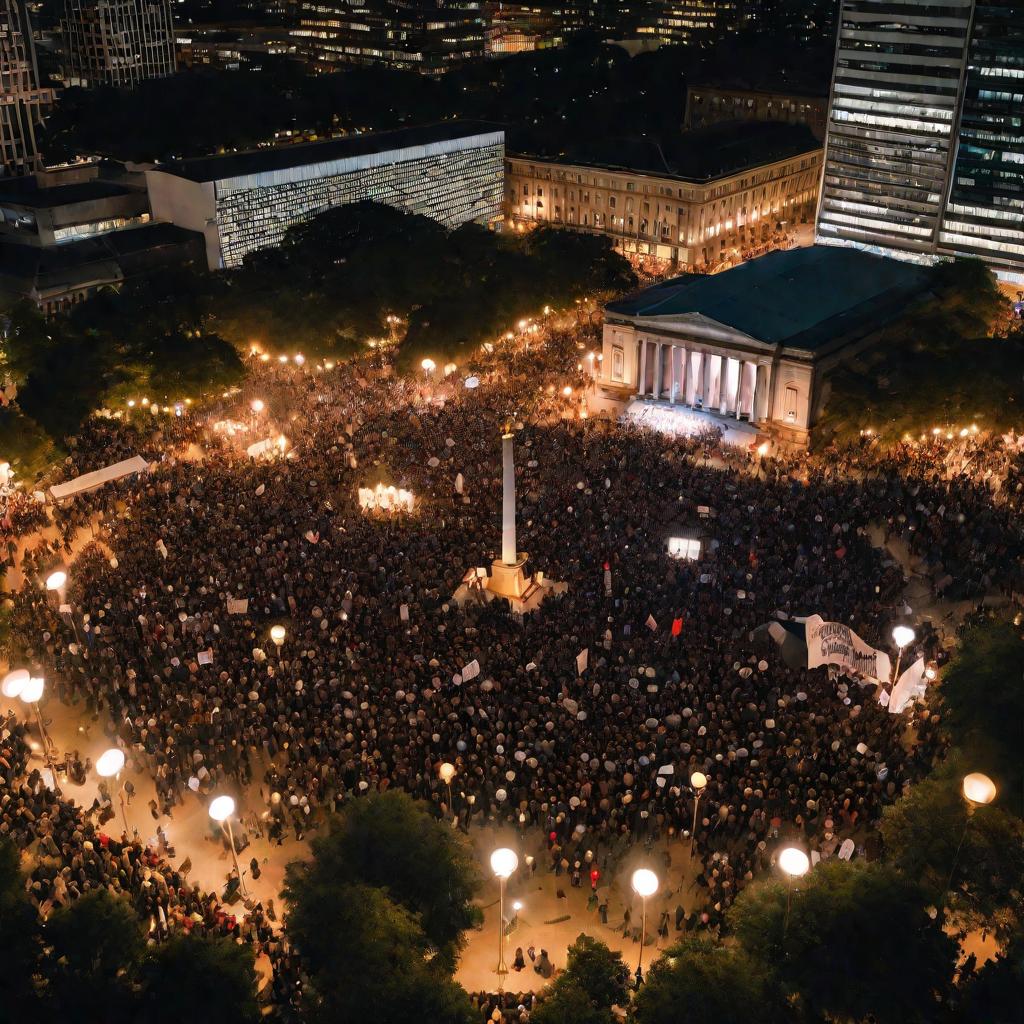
452;554;566;615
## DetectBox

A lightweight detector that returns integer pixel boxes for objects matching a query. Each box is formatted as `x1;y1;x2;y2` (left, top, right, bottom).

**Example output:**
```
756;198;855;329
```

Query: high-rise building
0;0;55;176
638;0;741;44
61;0;177;88
816;0;1024;284
938;0;1024;281
291;0;484;75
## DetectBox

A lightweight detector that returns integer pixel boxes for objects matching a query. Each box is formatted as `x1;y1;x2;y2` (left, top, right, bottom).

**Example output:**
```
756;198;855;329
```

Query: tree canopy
938;619;1024;812
728;860;957;1024
813;259;1015;446
0;840;43;1021
633;938;776;1024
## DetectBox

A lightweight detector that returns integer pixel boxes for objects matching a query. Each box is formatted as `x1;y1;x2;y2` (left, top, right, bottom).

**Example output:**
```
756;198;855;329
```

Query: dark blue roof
606;246;932;352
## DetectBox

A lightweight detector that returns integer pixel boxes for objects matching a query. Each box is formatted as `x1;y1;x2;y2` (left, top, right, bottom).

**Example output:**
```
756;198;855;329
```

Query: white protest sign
197;649;214;666
576;648;588;675
461;659;480;682
226;597;249;615
888;657;927;714
400;603;410;622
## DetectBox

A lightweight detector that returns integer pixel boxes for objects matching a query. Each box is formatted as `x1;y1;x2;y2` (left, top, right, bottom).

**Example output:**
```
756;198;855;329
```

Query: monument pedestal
452;554;566;615
488;555;531;600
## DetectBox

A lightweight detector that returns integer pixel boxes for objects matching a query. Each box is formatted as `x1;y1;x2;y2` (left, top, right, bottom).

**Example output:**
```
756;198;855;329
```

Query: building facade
504;144;821;271
816;0;1024;284
685;85;829;141
0;0;55;176
938;0;1024;280
637;0;741;43
484;2;561;56
600;246;931;446
62;0;177;88
146;121;505;269
292;0;484;74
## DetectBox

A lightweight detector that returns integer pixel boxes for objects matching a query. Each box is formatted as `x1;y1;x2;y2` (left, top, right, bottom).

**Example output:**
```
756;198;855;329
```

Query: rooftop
605;246;932;352
511;122;820;183
159;120;505;183
0;180;136;209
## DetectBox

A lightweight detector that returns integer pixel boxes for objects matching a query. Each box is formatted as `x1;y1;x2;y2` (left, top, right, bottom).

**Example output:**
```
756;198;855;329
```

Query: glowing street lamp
891;625;916;682
689;771;707;860
1;668;28;699
96;748;130;836
251;399;264;414
490;848;518;988
209;794;248;897
438;762;456;819
631;868;659;985
270;625;286;659
421;358;436;376
45;570;67;595
20;676;56;777
946;772;997;899
779;846;810;937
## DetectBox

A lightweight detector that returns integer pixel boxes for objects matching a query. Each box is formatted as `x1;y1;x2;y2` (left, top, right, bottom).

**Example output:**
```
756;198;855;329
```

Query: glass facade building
0;0;54;176
938;0;1024;279
817;0;1024;283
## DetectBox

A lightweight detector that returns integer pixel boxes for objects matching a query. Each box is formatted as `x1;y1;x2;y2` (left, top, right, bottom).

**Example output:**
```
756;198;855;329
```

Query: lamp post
209;794;248;898
421;358;436;379
20;676;57;782
946;772;997;899
270;625;286;661
490;847;518;989
689;771;707;860
46;569;80;643
778;846;810;938
438;762;456;820
631;867;659;986
1;668;29;699
96;747;130;836
891;625;916;683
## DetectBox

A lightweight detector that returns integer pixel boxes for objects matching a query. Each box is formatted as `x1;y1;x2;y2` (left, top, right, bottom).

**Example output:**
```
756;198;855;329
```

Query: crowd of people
3;317;1023;1016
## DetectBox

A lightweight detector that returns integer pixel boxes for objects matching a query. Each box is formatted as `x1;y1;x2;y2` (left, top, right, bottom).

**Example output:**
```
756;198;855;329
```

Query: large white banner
887;657;927;714
805;615;891;682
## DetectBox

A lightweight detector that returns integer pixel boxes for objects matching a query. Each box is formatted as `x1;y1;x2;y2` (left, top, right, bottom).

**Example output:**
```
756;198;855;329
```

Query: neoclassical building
600;246;930;446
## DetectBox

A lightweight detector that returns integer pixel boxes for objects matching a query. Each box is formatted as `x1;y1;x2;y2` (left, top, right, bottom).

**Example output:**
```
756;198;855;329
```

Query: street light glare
439;761;456;784
1;668;29;698
209;795;236;821
96;748;126;777
632;867;659;897
962;772;997;806
251;399;265;413
490;847;518;879
20;677;45;704
690;771;708;791
45;570;67;591
270;625;287;645
892;625;915;648
778;847;810;878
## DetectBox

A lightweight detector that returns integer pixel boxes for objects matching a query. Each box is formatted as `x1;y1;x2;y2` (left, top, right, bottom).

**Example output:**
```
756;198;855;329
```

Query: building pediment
616;310;778;353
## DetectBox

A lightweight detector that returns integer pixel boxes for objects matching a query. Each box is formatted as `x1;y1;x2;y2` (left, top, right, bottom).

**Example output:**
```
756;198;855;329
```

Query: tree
529;934;629;1024
280;878;471;1024
881;755;1024;936
956;928;1024;1024
139;935;260;1024
0;840;44;1022
0;405;56;482
939;619;1024;813
45;889;146;1023
633;939;776;1024
290;790;480;961
728;860;957;1024
531;981;614;1024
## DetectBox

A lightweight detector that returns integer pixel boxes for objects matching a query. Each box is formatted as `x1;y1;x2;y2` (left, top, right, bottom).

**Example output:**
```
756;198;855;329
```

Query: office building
685;84;829;141
62;0;177;88
938;0;1024;281
0;0;55;176
638;0;741;43
292;0;484;75
146;121;505;269
505;123;821;271
816;0;1024;284
484;2;561;56
600;246;930;446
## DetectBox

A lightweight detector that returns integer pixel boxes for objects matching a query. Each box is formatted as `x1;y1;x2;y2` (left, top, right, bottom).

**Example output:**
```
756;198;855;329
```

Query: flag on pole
671;617;683;637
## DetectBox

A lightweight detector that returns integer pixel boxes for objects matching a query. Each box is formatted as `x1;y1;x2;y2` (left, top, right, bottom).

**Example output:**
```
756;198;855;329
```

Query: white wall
145;170;221;269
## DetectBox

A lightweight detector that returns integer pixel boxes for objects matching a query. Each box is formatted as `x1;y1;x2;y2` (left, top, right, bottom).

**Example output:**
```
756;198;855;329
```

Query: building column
719;356;730;417
703;353;713;410
669;346;678;403
654;344;665;400
637;339;647;396
736;360;745;419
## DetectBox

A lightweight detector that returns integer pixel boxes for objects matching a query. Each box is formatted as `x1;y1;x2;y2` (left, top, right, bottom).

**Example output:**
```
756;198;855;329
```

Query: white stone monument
453;429;565;613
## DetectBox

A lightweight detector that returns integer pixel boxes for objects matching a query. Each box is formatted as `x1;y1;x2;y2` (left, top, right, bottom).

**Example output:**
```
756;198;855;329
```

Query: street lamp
945;772;997;898
490;847;518;988
421;358;436;377
438;762;456;819
96;748;130;836
270;625;286;659
631;867;659;985
891;625;916;682
209;794;248;898
1;668;28;699
45;570;67;595
778;846;810;937
20;677;56;778
689;771;707;859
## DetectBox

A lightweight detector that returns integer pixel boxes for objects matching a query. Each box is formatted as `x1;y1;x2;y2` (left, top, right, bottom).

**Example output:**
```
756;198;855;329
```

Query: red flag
671;617;683;637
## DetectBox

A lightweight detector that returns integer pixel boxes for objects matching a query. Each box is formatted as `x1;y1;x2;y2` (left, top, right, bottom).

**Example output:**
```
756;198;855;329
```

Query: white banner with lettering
805;615;891;682
887;656;927;714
